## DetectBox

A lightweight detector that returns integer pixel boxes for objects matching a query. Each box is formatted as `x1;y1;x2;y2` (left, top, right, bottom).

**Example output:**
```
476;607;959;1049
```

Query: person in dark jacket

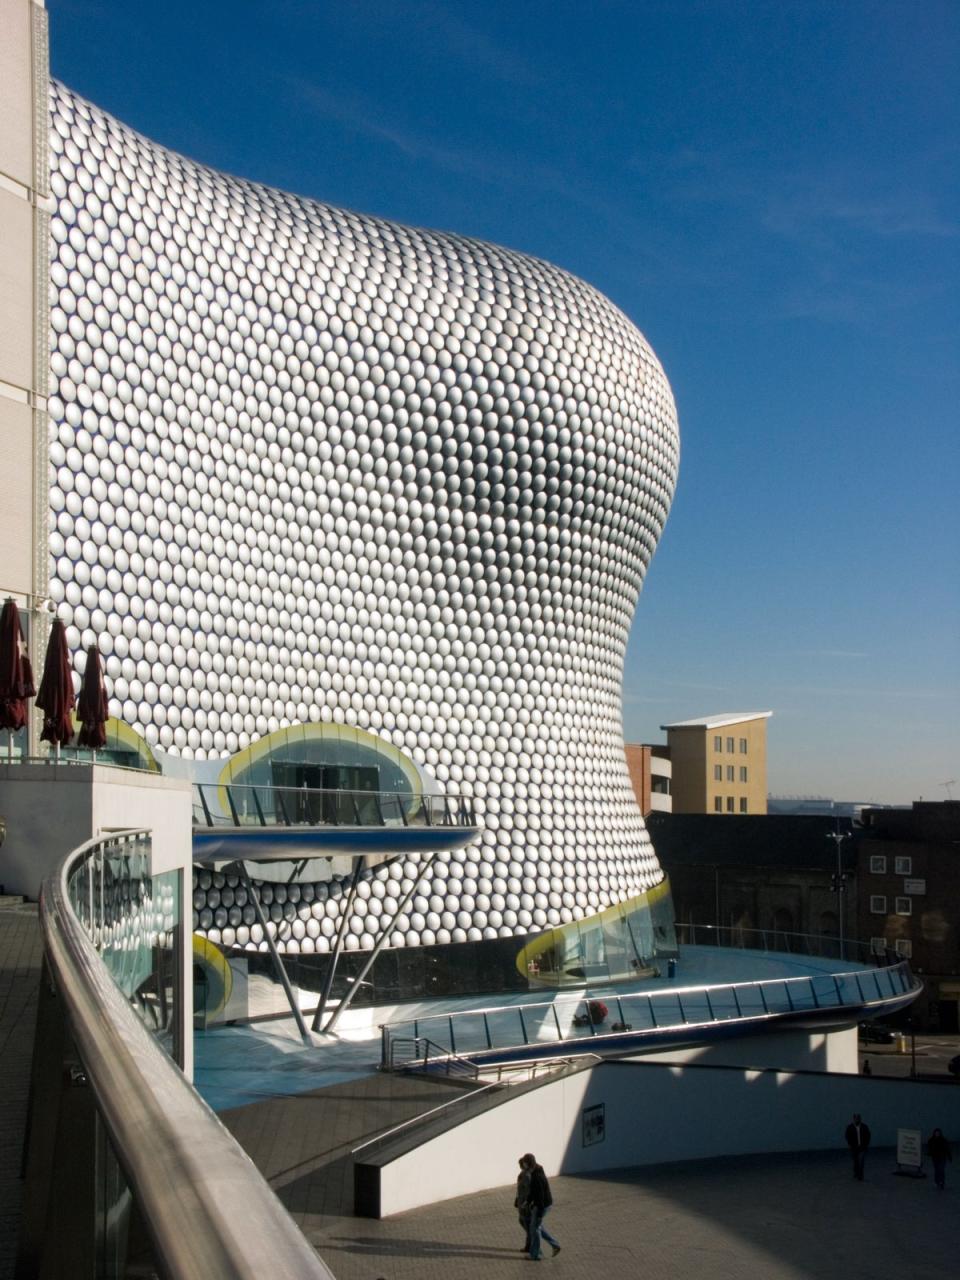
514;1158;532;1250
520;1153;561;1260
844;1114;871;1181
927;1128;952;1189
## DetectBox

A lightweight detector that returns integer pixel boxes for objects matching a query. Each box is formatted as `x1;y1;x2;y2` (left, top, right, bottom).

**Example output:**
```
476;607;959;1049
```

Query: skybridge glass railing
37;829;333;1279
380;959;920;1068
675;922;900;966
193;780;476;831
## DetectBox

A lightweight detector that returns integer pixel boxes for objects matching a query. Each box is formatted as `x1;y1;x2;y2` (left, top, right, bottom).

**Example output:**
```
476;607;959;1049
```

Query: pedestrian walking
520;1153;561;1260
514;1157;532;1251
844;1113;871;1181
927;1128;951;1190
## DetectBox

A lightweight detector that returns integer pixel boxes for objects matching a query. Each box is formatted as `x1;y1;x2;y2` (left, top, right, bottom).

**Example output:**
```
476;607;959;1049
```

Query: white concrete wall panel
0;0;34;188
0;187;34;388
46;82;680;944
0;397;36;593
374;1058;960;1216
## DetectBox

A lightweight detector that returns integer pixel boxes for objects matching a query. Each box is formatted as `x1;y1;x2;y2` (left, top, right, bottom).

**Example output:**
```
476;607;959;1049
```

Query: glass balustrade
192;781;476;830
383;957;920;1067
67;832;182;1061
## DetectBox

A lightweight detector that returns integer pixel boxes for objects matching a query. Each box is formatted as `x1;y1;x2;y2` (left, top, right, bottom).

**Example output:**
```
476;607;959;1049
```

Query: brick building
857;802;960;1031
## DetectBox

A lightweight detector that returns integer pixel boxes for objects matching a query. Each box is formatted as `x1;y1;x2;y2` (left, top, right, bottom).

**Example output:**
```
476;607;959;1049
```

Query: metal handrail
387;1035;479;1078
40;831;333;1280
379;959;919;1066
2;755;151;775
674;921;897;966
192;781;477;830
355;1052;603;1162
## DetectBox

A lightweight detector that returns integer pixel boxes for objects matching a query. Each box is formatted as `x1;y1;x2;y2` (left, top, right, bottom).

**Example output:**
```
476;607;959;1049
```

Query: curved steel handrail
382;959;919;1031
379;958;920;1066
673;922;895;965
40;832;334;1280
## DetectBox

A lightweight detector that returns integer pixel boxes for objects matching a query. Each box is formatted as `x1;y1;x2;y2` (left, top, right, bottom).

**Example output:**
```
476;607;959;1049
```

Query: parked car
858;1022;898;1044
948;1055;960;1078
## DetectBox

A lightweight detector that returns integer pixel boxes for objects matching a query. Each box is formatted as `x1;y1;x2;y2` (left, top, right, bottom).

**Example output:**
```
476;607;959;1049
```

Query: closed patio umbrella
0;599;35;761
77;644;108;752
36;618;75;756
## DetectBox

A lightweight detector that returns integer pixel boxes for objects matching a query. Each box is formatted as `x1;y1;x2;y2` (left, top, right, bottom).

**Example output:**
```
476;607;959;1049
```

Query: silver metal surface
40;832;335;1280
48;79;679;953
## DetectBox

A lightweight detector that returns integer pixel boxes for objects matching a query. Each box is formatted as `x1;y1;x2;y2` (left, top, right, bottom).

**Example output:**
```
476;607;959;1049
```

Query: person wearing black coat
514;1159;532;1250
844;1114;871;1181
520;1153;561;1261
927;1128;952;1189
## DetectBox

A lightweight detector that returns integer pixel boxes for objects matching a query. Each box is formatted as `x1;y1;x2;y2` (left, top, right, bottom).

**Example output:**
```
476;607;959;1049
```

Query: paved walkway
220;1071;481;1225
309;1150;960;1280
0;905;42;1279
222;1063;960;1280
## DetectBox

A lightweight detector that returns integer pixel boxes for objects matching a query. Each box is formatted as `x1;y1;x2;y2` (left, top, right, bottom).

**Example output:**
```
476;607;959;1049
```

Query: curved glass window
516;881;677;988
61;716;160;772
216;722;425;825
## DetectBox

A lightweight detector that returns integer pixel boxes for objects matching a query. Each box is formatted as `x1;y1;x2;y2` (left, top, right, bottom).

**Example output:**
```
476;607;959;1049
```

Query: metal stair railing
385;1034;480;1080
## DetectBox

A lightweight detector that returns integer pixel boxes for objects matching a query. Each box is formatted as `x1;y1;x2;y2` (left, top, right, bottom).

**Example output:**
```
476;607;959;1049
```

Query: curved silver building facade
46;81;680;951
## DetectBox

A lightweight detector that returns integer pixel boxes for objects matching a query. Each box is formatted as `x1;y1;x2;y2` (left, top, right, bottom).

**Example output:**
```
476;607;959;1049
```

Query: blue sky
49;1;959;803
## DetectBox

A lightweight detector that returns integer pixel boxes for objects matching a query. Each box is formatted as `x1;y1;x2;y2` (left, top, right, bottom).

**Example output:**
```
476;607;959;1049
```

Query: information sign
582;1103;605;1147
896;1128;922;1168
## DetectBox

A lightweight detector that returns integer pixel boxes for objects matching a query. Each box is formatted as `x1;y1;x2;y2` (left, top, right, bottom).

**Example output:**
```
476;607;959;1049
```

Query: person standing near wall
520;1153;561;1260
926;1128;951;1190
844;1113;871;1181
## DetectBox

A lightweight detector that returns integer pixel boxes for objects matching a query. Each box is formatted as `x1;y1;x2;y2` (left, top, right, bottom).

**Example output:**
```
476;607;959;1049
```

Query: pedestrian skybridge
380;952;920;1073
191;781;479;861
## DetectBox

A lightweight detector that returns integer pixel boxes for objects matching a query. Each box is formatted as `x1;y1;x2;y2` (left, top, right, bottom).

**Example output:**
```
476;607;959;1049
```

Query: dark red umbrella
36;618;75;751
77;644;109;750
0;599;36;753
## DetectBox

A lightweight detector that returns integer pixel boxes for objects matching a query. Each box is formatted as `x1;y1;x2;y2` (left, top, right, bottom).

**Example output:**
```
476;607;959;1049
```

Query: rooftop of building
660;712;773;731
647;811;857;869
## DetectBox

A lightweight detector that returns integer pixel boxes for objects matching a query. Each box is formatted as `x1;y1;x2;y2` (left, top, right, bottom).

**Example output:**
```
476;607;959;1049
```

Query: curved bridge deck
381;950;920;1072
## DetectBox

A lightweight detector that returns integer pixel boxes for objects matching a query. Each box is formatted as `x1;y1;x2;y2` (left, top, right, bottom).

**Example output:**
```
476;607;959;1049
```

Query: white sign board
904;879;926;895
897;1128;922;1168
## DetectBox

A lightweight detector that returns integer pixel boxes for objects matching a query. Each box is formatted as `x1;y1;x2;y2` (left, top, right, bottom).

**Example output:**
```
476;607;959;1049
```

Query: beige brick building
660;712;771;815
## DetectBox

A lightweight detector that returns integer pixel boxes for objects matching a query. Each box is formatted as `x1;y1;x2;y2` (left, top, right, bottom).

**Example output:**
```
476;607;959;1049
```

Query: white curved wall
46;82;680;948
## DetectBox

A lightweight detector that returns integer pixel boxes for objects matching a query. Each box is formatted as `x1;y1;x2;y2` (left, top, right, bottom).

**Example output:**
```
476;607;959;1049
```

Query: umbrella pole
55;741;60;764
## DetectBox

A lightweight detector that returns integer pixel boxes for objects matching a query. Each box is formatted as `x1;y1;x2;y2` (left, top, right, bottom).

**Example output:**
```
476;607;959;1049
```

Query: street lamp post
826;822;851;960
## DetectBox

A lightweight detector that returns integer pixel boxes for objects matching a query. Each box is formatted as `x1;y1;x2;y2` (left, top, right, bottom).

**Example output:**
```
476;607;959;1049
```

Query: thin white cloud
788;649;870;659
